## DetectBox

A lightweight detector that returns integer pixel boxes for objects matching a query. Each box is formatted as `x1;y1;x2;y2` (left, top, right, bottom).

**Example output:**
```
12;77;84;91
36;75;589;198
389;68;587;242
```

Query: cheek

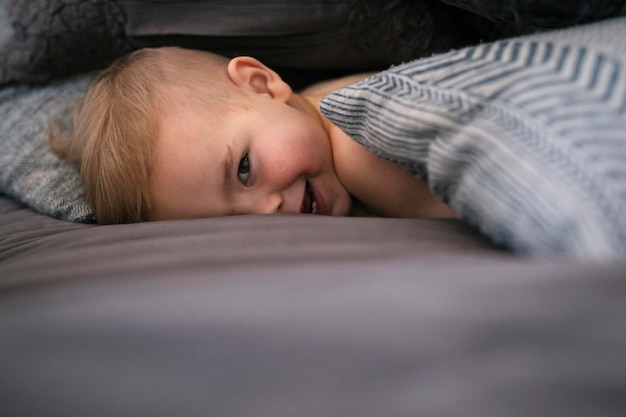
299;124;334;168
259;108;333;177
299;135;333;175
278;128;330;171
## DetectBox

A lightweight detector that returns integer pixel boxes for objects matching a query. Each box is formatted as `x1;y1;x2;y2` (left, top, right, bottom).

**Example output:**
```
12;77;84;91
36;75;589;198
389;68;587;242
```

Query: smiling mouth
302;181;318;214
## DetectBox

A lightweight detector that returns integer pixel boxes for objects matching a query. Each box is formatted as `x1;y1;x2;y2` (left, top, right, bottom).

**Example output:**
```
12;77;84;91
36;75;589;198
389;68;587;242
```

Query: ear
227;56;292;102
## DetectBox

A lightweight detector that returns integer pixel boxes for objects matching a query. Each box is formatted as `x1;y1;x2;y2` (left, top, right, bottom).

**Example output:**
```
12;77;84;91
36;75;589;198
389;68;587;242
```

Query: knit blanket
320;17;626;261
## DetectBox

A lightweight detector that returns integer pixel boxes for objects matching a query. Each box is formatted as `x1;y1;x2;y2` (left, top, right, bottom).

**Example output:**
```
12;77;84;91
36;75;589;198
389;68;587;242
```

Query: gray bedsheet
1;195;625;417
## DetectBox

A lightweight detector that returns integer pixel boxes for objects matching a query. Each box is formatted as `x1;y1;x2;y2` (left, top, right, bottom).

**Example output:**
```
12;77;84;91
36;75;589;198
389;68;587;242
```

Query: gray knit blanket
321;17;626;261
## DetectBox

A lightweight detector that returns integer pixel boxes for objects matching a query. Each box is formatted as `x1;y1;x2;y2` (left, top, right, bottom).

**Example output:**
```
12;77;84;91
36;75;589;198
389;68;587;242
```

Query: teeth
311;201;318;214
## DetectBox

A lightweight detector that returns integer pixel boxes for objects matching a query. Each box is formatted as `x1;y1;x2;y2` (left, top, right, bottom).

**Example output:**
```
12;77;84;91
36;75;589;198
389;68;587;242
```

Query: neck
289;93;334;136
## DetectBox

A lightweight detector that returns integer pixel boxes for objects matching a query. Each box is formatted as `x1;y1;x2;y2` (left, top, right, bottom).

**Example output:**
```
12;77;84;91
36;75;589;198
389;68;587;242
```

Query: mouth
302;180;319;214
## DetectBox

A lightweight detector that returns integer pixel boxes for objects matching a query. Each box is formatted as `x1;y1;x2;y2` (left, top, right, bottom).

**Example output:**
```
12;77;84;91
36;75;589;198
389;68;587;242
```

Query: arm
328;124;456;219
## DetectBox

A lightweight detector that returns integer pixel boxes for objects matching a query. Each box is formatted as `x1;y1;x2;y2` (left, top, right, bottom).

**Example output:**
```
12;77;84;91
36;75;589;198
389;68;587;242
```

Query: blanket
320;17;626;261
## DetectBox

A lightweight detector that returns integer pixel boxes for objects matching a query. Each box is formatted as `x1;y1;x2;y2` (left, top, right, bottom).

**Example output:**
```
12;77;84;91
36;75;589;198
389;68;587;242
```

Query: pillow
320;17;626;261
0;0;512;88
4;0;623;87
120;0;481;71
0;0;132;86
0;0;11;48
0;75;95;222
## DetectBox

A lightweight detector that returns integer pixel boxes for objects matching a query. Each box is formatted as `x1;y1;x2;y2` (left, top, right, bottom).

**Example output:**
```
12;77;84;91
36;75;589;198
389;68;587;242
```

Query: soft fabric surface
320;17;626;261
0;0;11;47
1;194;625;417
0;0;483;86
121;0;495;74
0;75;94;222
0;195;506;286
0;0;131;85
10;0;619;86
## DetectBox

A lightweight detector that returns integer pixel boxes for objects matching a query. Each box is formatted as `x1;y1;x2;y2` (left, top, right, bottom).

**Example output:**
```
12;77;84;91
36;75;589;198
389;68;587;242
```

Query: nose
244;181;303;215
253;192;283;214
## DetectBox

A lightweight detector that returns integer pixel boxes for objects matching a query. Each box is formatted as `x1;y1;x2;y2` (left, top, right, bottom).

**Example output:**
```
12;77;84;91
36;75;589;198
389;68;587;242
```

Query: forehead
148;98;232;220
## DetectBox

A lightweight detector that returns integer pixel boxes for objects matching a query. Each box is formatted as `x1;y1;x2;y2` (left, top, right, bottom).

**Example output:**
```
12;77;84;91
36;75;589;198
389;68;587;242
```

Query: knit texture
320;17;626;261
0;0;131;86
0;75;94;222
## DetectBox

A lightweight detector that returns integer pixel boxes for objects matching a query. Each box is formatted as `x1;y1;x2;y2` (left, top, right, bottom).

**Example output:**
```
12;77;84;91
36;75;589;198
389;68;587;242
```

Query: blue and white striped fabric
320;17;626;261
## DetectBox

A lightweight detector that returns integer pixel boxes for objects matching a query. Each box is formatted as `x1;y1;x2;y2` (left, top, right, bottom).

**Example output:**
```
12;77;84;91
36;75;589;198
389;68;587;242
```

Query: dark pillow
0;1;10;48
0;0;508;88
4;0;624;87
0;0;132;86
120;0;477;69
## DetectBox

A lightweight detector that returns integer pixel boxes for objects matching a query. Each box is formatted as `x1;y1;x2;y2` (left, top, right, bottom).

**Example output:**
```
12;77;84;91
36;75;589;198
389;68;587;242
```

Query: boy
51;47;455;224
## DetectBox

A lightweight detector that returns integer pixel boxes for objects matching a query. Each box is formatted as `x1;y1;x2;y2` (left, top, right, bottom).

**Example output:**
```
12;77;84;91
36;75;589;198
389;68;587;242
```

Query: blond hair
50;47;233;224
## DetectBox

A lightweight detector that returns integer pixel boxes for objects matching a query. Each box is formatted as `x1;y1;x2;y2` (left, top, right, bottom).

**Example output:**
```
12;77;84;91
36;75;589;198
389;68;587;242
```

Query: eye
237;153;250;185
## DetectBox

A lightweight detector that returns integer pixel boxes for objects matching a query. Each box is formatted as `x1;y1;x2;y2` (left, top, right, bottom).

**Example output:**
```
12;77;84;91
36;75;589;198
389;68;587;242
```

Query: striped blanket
320;17;626;261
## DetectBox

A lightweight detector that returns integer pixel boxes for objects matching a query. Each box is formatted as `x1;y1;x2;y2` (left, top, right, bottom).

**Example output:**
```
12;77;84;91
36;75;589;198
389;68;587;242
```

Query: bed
2;1;626;416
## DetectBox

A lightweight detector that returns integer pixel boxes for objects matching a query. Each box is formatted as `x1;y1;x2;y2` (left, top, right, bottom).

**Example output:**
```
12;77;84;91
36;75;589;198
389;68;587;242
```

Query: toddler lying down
51;47;455;224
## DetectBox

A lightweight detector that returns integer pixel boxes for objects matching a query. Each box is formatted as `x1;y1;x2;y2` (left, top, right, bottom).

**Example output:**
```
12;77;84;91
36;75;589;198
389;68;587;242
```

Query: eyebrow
222;143;234;192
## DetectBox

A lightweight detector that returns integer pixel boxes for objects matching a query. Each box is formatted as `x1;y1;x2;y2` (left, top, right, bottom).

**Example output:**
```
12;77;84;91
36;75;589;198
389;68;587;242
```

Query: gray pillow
0;0;131;86
0;0;511;88
120;0;476;73
320;17;626;261
0;75;94;222
0;1;11;48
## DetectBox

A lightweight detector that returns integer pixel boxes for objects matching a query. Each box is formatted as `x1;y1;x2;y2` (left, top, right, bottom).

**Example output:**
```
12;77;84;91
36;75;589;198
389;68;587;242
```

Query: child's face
148;88;352;221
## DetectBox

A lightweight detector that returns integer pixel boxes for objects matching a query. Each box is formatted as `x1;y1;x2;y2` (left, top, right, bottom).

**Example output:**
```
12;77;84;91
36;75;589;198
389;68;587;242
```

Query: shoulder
328;123;456;219
327;124;394;213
